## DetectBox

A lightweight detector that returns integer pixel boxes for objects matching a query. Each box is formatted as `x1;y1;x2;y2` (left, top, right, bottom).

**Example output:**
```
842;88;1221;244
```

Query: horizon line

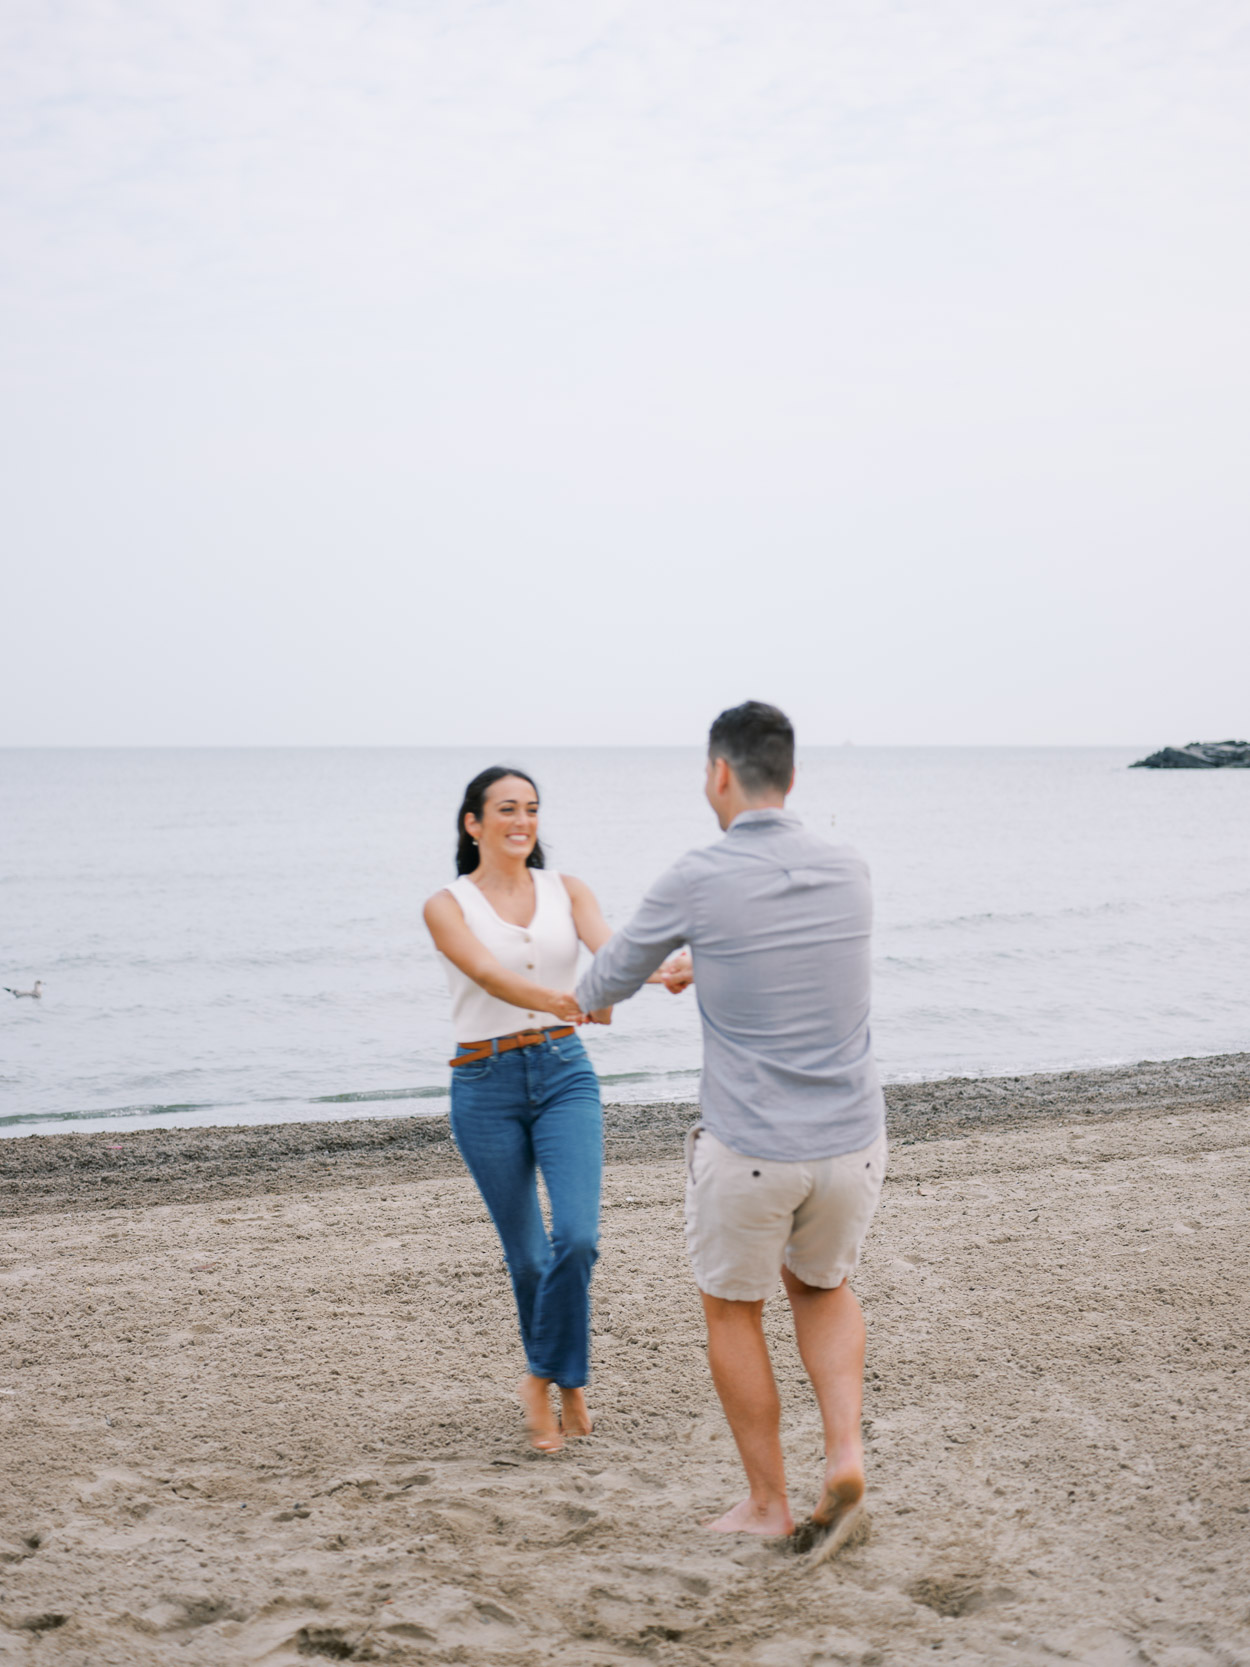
0;740;1177;752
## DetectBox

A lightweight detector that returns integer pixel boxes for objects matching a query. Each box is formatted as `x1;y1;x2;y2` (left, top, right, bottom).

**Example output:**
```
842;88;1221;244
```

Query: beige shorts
683;1124;888;1301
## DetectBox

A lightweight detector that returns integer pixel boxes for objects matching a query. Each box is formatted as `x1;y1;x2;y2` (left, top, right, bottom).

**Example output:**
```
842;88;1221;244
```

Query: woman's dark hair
455;765;545;875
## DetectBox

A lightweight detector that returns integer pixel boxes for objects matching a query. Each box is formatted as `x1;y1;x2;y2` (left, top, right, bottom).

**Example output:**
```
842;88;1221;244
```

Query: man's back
577;806;885;1161
577;702;888;1545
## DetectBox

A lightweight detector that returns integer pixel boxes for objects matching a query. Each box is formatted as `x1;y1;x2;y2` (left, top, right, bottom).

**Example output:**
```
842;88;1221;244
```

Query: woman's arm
562;873;672;984
559;874;618;1022
561;873;688;1018
423;892;582;1023
560;874;614;954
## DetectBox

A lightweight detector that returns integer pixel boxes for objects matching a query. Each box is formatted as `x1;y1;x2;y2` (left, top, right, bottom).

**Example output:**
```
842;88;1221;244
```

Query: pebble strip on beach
4;1051;1248;1217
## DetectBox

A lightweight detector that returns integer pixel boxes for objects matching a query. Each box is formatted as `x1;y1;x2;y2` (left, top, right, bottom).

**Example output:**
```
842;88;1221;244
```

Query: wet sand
2;1056;1248;1665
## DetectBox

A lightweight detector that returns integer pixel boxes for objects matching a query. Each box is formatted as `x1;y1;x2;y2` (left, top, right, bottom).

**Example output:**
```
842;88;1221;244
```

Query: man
575;700;886;1552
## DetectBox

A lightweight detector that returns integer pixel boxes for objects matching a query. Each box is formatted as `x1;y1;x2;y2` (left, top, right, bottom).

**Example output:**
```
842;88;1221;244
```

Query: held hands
547;947;692;1027
546;990;614;1026
545;990;586;1023
658;947;693;994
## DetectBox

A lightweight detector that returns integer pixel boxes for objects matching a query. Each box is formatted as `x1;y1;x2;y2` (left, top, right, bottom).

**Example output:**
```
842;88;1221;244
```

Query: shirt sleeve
575;859;693;1011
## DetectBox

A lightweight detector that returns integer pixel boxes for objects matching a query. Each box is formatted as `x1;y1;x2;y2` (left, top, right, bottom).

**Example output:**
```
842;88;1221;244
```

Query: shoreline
3;1050;1247;1220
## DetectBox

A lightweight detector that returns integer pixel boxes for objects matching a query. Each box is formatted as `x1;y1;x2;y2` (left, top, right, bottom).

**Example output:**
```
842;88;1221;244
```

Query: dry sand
2;1056;1248;1666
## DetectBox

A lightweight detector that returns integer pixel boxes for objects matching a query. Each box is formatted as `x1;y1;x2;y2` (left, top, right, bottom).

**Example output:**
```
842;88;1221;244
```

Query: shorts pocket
684;1123;706;1187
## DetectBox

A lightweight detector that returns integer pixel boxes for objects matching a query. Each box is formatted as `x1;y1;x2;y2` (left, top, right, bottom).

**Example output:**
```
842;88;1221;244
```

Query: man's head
705;700;796;829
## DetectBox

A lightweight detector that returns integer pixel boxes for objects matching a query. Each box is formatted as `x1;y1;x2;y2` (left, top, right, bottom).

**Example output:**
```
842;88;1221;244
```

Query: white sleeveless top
440;868;580;1043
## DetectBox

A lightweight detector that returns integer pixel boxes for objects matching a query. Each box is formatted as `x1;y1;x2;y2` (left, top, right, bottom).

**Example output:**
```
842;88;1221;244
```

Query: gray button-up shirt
576;807;885;1162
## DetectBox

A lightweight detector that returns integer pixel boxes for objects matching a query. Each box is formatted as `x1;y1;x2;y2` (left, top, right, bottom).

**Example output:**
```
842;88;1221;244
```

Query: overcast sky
2;0;1247;746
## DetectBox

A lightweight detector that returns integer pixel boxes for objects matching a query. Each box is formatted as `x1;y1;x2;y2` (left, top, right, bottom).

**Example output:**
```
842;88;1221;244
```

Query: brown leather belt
449;1025;575;1068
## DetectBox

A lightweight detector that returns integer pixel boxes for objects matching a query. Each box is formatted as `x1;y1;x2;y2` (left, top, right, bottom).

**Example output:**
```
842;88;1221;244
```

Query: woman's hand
581;1007;613;1026
545;990;585;1023
659;948;693;994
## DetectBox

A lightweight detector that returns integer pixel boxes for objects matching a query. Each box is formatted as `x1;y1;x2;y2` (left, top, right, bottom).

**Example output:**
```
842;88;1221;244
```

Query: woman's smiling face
464;774;540;864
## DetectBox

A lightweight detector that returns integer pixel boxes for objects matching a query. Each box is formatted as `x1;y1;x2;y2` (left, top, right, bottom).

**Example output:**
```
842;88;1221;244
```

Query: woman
424;764;614;1454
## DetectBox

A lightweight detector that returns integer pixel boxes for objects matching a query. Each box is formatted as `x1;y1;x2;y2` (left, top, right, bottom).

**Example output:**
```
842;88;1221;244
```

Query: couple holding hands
423;702;887;1554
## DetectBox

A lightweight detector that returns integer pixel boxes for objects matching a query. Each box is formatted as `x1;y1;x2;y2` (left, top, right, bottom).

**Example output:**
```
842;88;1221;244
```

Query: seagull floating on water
4;980;43;999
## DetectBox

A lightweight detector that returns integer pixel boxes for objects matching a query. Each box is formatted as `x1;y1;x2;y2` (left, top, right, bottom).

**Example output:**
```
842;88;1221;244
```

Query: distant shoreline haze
0;741;1188;751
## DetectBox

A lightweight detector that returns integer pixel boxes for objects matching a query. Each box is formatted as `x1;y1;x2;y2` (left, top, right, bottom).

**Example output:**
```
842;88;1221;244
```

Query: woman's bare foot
517;1375;563;1454
703;1495;794;1536
558;1386;594;1437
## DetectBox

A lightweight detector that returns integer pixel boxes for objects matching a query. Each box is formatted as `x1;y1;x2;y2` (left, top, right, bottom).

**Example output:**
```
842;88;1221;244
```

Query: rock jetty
1131;740;1250;768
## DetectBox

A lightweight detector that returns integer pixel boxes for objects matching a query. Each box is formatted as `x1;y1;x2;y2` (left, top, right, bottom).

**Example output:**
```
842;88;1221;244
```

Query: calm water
2;748;1247;1137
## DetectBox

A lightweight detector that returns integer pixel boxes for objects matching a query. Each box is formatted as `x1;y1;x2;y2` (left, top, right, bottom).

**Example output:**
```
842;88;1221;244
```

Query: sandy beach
2;1055;1248;1665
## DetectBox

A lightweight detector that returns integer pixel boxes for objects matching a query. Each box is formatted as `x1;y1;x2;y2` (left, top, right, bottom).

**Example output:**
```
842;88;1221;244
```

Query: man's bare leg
781;1267;866;1524
517;1375;562;1453
558;1385;593;1437
700;1292;794;1535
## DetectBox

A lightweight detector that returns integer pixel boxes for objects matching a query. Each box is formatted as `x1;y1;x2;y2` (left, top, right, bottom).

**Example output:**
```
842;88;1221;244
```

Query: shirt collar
727;806;800;832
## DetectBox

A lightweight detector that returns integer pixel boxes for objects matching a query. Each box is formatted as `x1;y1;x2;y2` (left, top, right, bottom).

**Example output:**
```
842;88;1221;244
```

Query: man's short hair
708;701;795;796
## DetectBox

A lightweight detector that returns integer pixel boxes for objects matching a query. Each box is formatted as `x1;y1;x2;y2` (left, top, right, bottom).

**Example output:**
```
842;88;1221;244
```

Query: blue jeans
449;1031;602;1388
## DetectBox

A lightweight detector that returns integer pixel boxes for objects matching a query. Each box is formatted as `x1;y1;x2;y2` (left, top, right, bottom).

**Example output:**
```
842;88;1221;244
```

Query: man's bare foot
558;1387;594;1437
517;1375;563;1453
811;1448;865;1526
703;1496;794;1536
788;1500;866;1561
788;1448;867;1560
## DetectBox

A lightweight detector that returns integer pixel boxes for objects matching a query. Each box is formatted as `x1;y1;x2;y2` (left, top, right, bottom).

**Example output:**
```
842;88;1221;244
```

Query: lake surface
2;747;1247;1136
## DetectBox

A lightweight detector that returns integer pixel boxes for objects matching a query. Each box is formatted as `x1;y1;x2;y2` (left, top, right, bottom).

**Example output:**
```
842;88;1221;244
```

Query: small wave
0;1082;452;1127
0;1101;212;1129
597;1068;700;1085
311;1086;448;1104
314;1072;700;1101
891;885;1250;938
